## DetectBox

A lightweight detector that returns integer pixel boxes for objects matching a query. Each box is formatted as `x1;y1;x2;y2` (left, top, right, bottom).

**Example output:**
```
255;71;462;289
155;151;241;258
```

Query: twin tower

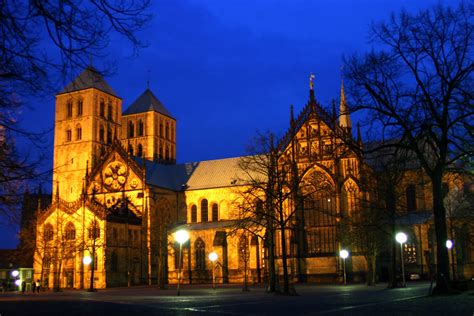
52;66;176;202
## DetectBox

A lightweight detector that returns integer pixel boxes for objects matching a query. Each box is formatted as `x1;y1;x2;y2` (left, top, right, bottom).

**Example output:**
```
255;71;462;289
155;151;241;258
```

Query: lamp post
175;229;189;296
209;252;218;290
395;232;407;287
446;239;455;280
339;250;349;285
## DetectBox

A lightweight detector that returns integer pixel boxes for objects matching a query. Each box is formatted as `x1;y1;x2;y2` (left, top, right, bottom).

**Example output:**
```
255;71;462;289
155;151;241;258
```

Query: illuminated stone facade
34;67;473;289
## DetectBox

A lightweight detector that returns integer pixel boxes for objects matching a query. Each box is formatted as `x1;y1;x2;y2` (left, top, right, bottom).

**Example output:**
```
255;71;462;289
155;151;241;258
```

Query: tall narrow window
107;126;112;144
201;199;208;222
138;119;144;136
107;102;113;120
191;205;197;223
65;222;76;240
195;238;206;271
88;220;100;239
159;145;163;159
76;125;82;141
66;129;72;142
171;124;174;141
128;121;134;138
159;123;163;137
77;99;83;116
100;99;105;117
137;144;143;157
44;223;54;242
211;204;218;221
165;122;169;140
67;100;73;117
165;146;169;160
99;125;105;142
406;184;417;212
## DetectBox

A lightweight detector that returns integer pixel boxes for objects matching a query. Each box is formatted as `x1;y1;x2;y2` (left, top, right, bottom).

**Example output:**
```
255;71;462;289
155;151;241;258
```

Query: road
0;282;472;315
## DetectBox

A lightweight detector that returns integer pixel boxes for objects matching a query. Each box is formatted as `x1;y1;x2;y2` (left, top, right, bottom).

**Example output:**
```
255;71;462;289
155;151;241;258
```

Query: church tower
53;66;122;202
339;79;352;136
121;88;176;163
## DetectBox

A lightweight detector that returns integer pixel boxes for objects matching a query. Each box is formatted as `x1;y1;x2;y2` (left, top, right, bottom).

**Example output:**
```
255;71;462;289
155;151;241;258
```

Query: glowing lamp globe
175;229;189;245
209;252;218;262
446;240;453;249
396;232;407;244
83;256;92;265
11;270;19;277
339;249;349;259
15;279;22;286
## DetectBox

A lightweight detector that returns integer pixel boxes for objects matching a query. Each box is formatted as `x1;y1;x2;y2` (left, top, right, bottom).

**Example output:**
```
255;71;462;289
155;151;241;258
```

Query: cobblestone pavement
0;282;472;315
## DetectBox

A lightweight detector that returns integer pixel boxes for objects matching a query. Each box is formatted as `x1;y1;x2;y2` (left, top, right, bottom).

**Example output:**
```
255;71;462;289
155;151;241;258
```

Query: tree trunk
279;217;290;294
431;171;450;294
266;228;276;292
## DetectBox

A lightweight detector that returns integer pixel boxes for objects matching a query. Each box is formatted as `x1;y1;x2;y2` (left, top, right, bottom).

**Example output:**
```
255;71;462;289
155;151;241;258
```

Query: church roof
59;66;118;97
144;156;262;191
123;88;174;118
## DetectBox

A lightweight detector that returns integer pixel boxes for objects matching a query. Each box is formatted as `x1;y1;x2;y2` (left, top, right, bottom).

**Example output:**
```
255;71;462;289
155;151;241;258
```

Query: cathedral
33;66;473;289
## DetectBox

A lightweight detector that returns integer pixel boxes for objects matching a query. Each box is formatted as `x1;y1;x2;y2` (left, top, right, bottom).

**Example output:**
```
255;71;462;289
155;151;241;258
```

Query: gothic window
171;124;174;141
76;125;82;141
195;238;206;271
165;122;169;140
211;203;218;221
138;119;144;136
66;129;72;142
191;205;197;223
137;144;143;157
159;122;163;137
342;179;359;217
67;100;73;118
100;99;105;117
107;126;112;144
128;121;134;138
159;145;163;159
65;222;76;240
406;184;417;212
77;99;83;116
107;102;113;120
44;223;54;241
201;199;208;222
99;125;105;142
111;251;118;272
306;227;336;255
165;146;169;160
88;220;100;239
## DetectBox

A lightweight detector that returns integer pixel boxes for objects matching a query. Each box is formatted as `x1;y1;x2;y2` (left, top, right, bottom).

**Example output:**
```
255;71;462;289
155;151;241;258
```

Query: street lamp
175;229;189;296
339;249;349;285
11;270;19;278
82;256;92;265
446;239;455;280
209;252;218;290
395;232;407;287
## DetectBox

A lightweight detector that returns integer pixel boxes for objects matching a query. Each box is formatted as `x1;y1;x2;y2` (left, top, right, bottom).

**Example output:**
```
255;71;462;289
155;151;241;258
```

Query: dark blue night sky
1;0;457;248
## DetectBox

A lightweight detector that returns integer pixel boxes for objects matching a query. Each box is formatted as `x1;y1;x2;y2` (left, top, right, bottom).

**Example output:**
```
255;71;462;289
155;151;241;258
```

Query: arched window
137;144;143;157
201;199;208;222
128;121;134;138
159;122;163;137
44;223;54;242
66;100;73;117
406;184;417;212
88;220;100;239
107;102;113;120
138;119;144;136
76;124;82;140
165;122;169;140
195;238;206;271
66;128;72;142
77;98;83;116
191;205;197;223
107;126;112;144
211;203;218;221
100;99;105;117
99;125;105;142
65;222;76;240
111;251;118;272
165;145;169;160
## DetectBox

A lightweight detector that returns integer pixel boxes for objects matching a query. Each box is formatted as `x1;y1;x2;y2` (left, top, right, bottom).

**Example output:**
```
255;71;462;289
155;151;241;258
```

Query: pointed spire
339;78;352;132
357;122;363;147
309;72;315;101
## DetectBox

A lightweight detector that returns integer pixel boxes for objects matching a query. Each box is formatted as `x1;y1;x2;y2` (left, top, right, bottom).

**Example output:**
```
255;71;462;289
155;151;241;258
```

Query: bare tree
344;3;473;293
0;0;151;223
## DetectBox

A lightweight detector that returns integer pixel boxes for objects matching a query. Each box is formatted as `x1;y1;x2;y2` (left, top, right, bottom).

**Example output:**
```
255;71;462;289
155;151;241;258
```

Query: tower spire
309;72;315;101
339;78;352;134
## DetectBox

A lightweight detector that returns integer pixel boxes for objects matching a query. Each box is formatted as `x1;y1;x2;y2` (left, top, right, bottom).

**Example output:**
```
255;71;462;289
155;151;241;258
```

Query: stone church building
34;67;473;289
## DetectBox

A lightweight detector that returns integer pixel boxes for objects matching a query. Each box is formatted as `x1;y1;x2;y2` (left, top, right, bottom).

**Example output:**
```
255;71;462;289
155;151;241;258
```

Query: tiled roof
123;89;173;117
143;156;265;191
59;66;118;97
